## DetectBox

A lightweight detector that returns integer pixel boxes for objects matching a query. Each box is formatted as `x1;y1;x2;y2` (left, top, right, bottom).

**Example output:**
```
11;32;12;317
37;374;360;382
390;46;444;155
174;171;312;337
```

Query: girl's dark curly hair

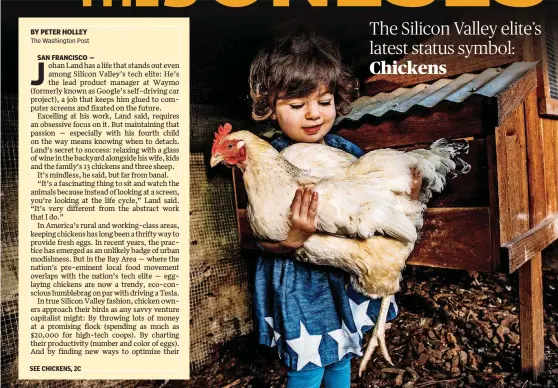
249;29;359;121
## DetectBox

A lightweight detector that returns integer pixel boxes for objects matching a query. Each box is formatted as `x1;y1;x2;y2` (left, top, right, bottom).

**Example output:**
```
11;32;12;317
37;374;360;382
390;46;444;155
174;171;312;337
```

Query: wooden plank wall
495;107;531;246
525;90;548;225
542;117;558;215
406;208;491;271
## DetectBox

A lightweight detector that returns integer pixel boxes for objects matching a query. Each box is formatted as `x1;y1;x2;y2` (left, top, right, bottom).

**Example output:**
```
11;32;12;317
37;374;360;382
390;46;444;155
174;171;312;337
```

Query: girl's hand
257;188;318;253
283;188;319;249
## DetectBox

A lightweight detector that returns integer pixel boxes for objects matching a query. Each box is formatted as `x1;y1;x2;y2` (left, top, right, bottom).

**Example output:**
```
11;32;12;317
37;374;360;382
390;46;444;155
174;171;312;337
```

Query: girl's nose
305;103;320;120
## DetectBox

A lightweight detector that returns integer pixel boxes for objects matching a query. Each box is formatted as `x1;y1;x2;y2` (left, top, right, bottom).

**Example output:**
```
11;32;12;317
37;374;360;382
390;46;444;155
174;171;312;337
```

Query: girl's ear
271;112;277;120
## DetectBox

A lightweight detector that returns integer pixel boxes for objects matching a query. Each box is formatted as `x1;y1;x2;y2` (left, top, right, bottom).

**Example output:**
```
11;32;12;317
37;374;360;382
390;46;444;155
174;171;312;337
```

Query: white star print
264;317;281;347
349;299;375;338
328;320;363;360
286;321;323;371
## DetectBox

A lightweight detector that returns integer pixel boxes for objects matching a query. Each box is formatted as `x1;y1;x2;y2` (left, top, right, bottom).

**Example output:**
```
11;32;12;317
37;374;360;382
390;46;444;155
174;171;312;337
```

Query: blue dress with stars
254;133;399;372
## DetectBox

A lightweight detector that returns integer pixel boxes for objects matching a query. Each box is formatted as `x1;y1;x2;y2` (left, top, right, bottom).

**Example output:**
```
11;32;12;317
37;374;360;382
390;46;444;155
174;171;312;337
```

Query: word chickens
210;123;471;375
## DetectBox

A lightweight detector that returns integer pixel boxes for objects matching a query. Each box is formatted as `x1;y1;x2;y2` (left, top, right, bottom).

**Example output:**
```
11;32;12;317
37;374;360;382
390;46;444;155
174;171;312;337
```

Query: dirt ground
157;262;557;388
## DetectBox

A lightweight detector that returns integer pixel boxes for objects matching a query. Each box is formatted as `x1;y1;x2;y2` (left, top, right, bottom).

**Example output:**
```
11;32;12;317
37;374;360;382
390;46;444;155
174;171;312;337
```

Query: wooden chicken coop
232;23;558;380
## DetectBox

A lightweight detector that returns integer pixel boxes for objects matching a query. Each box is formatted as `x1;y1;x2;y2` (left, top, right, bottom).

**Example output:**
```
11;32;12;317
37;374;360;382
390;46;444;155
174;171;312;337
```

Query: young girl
248;30;399;387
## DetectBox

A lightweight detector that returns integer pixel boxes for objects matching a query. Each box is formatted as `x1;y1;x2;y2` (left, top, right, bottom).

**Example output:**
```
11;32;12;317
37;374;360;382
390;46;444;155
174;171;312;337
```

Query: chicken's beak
210;153;224;167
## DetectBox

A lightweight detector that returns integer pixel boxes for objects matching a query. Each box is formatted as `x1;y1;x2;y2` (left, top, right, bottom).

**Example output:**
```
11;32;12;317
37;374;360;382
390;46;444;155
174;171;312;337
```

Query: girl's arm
258;188;318;253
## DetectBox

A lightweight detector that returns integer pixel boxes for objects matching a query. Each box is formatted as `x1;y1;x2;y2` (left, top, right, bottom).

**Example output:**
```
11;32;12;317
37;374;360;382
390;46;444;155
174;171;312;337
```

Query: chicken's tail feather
428;138;471;178
449;156;472;178
429;138;469;157
411;138;471;204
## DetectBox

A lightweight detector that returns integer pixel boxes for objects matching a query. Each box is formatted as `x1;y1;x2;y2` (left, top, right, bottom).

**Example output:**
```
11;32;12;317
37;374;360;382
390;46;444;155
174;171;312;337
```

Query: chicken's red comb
214;123;232;142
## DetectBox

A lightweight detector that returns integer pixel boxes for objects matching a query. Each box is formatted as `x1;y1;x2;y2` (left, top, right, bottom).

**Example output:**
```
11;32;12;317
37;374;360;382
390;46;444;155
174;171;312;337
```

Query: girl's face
273;87;336;143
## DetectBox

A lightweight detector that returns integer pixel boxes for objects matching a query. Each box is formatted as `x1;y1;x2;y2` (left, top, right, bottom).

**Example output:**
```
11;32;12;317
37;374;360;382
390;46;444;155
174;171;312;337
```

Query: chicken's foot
358;296;393;377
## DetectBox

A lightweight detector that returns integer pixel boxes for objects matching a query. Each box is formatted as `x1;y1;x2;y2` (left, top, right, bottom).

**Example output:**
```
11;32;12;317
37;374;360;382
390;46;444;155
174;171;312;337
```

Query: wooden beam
518;82;546;380
495;65;538;125
501;214;558;273
518;252;545;380
539;97;558;118
495;107;530;245
231;168;245;245
543;119;558;215
525;91;548;228
486;135;502;272
522;28;548;100
530;25;551;99
232;167;248;209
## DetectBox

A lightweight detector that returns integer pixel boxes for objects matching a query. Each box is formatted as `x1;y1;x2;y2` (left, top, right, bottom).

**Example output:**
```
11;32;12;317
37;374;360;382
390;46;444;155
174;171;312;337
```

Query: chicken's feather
310;177;419;243
280;143;356;178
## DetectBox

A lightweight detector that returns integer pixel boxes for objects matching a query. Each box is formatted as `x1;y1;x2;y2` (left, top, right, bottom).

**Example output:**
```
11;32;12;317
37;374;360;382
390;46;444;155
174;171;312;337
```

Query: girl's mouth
303;125;321;135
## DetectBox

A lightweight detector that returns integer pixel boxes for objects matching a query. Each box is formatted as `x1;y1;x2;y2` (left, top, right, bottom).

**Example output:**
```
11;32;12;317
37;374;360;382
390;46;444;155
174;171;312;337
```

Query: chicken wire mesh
189;153;252;371
1;94;20;387
546;21;558;100
190;104;252;152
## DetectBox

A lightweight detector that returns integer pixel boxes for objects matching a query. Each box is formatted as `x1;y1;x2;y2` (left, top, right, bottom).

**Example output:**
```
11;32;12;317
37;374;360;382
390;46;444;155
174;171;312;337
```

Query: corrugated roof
337;62;538;123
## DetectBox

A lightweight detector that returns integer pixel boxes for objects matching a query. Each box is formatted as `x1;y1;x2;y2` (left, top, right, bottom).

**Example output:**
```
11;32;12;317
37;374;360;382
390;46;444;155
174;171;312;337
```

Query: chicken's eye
227;143;234;150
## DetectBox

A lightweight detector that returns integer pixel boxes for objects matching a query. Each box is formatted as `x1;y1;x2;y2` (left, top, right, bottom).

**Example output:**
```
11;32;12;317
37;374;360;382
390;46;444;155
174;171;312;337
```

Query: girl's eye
319;100;332;106
290;104;303;110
